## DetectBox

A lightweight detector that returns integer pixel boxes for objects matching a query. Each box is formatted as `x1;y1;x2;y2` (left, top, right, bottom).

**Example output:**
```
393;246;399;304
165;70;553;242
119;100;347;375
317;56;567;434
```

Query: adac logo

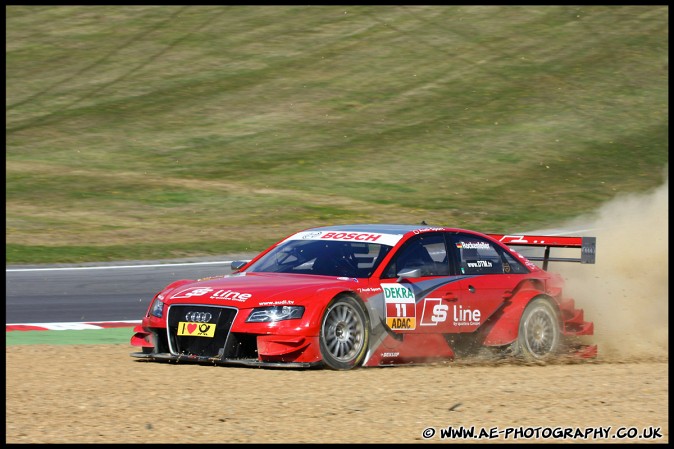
387;316;416;330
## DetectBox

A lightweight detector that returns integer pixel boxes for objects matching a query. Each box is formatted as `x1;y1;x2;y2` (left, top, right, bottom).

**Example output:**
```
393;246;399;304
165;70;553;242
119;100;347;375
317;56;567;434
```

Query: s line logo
420;298;449;326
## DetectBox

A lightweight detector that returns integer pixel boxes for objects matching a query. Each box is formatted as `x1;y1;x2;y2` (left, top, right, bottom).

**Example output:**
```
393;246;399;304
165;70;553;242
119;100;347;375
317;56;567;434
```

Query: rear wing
487;234;596;271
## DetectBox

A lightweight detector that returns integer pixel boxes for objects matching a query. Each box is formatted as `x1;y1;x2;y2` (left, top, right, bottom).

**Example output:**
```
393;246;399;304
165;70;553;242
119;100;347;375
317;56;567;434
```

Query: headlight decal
246;305;304;323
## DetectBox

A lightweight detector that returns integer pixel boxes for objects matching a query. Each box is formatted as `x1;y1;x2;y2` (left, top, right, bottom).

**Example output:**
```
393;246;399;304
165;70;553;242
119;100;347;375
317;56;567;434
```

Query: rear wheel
319;295;369;370
510;297;561;361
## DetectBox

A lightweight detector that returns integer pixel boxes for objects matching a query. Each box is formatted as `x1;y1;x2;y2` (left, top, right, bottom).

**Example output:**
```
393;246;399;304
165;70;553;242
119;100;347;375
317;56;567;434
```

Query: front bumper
130;303;323;365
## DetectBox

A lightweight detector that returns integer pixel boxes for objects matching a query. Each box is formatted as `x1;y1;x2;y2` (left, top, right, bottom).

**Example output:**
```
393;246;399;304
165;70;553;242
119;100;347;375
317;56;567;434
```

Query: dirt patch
5;344;668;444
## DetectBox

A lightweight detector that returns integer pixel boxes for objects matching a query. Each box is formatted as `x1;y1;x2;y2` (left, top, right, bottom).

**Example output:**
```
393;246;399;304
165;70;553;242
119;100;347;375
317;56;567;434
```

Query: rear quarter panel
479;278;553;346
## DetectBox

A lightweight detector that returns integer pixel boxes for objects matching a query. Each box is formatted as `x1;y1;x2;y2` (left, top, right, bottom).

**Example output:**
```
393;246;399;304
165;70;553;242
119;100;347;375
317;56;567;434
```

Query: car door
379;232;474;334
444;232;528;333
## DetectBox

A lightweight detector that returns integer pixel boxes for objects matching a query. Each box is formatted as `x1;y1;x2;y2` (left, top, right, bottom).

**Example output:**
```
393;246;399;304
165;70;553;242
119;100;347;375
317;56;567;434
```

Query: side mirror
396;267;421;281
230;260;247;271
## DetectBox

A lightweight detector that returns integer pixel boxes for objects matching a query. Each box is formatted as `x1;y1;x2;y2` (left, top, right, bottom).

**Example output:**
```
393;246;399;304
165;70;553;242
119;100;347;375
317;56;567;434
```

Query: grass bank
6;5;668;263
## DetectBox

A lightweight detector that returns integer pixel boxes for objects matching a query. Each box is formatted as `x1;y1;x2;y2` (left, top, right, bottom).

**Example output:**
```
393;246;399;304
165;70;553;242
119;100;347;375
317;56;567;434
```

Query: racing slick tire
319;294;370;370
510;297;561;361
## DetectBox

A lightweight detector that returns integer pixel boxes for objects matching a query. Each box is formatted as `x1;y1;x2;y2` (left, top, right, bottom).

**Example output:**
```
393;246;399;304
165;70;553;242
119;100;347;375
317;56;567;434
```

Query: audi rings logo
185;311;212;323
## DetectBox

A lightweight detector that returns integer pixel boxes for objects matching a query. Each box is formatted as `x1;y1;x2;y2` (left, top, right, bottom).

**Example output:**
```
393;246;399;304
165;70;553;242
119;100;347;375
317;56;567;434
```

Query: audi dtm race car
130;224;597;370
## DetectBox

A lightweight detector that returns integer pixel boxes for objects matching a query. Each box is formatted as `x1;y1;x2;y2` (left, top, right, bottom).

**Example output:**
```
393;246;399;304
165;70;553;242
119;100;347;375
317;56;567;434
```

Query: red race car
130;224;597;369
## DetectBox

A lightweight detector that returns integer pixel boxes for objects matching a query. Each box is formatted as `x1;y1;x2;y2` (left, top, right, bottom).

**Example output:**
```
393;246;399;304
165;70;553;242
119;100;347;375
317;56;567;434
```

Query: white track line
7;320;141;326
6;260;247;272
6;320;142;331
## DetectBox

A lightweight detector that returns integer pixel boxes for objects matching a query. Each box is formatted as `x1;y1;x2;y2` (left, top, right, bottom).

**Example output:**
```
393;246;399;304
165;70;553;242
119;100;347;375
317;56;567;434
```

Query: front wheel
319;295;369;370
510;297;561;361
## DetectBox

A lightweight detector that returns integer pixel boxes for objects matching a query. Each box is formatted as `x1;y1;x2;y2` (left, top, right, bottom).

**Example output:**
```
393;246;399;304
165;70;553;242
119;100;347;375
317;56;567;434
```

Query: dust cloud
555;166;668;361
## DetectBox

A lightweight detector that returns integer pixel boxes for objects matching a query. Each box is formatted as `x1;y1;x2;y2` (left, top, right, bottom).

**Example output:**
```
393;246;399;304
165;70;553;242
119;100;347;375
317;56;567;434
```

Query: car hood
161;272;360;308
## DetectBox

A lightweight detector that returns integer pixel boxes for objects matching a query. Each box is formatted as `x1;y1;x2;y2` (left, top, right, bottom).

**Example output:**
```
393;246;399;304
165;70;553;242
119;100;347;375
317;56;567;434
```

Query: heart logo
187;323;197;334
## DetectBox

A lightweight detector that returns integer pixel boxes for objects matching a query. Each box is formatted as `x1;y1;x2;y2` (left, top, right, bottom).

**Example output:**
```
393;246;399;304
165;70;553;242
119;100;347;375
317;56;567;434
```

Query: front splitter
130;351;321;369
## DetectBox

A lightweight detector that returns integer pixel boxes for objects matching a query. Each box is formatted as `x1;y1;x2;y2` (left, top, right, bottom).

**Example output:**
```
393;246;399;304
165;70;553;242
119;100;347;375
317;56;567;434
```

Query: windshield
246;239;392;278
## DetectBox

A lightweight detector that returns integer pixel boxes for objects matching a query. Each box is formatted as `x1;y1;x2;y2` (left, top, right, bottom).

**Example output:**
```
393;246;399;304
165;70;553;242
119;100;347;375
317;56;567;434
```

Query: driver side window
382;234;449;278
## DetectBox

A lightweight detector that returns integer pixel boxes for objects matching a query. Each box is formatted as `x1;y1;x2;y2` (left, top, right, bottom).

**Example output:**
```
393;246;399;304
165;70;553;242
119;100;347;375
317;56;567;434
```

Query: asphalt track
6;255;252;325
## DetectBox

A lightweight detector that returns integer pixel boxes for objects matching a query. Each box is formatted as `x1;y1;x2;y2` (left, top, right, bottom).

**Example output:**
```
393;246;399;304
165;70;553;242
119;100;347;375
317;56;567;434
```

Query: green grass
6;5;668;264
6;328;134;345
